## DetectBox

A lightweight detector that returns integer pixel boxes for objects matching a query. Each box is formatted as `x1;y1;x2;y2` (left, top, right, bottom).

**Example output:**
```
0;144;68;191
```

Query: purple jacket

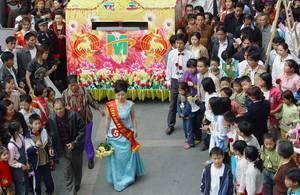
179;70;198;96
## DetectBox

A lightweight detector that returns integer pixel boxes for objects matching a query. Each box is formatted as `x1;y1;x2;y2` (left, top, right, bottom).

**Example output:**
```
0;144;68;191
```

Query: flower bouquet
95;142;114;159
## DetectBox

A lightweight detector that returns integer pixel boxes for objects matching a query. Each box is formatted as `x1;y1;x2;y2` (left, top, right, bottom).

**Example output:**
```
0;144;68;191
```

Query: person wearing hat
36;18;60;82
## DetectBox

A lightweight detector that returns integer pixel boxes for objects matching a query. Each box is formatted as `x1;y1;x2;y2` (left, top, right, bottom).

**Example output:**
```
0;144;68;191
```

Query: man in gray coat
46;98;85;195
16;31;37;82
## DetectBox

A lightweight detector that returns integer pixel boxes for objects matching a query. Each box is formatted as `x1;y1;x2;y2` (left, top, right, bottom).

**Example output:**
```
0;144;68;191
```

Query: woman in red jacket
49;10;67;90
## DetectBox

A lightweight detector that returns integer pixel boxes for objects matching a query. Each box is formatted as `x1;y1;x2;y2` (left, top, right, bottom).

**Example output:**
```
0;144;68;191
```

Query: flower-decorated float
65;0;180;101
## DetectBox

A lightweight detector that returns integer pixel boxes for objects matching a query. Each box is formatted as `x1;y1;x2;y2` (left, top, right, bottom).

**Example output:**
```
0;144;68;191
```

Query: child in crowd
19;94;40;126
180;59;198;96
244;146;263;195
207;97;231;152
237;120;260;150
223;111;240;181
260;133;280;195
274;140;298;195
7;122;29;195
0;146;14;195
177;82;194;149
280;90;299;138
224;111;238;150
285;168;300;195
220;87;245;116
32;84;48;127
220;76;231;90
202;77;218;122
25;114;54;195
200;147;233;195
287;103;300;162
4;76;20;111
258;72;282;138
209;56;223;80
220;50;239;79
180;59;201;143
232;78;246;109
240;75;253;107
46;87;55;114
232;140;248;194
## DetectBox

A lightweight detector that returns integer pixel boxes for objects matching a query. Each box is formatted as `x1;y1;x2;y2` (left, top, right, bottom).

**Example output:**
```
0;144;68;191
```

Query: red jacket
49;22;66;58
0;161;13;187
32;97;48;127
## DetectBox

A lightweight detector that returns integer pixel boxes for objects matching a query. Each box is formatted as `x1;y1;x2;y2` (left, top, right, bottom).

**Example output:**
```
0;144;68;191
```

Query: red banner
106;101;140;152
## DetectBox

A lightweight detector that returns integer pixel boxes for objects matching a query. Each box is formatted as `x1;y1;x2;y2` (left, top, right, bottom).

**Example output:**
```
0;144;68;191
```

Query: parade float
65;0;179;101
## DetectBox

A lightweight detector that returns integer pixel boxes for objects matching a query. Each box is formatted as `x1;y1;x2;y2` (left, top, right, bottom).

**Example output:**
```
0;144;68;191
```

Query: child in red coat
0;146;13;195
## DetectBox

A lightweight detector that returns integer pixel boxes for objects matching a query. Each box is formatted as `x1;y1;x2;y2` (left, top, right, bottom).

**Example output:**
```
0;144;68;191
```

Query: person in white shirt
201;78;218;122
14;6;35;31
238;50;264;77
244;146;264;195
238;120;261;151
165;33;193;135
202;97;231;153
232;140;248;194
201;147;233;195
19;94;41;126
272;42;294;84
1;36;18;71
0;51;25;94
7;122;30;195
197;57;219;103
267;37;285;69
197;58;219;151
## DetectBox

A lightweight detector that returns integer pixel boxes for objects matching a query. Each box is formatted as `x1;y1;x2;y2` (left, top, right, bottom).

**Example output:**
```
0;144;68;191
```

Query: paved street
52;102;208;195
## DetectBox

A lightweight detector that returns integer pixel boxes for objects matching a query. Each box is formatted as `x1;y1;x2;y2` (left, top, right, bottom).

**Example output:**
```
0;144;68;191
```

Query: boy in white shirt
201;147;233;195
238;120;260;151
19;94;41;126
165;33;193;135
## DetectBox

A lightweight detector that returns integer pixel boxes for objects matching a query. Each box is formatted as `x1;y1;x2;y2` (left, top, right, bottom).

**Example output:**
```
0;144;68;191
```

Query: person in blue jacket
177;82;194;150
201;147;233;195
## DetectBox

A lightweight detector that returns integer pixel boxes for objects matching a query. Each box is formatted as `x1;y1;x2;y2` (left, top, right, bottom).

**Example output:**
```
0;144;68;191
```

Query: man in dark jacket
16;31;37;82
234;14;262;47
224;2;244;34
0;51;17;84
46;98;85;195
209;26;235;60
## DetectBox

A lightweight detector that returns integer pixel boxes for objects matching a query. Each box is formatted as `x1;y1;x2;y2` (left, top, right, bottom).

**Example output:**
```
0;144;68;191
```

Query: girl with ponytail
244;145;263;195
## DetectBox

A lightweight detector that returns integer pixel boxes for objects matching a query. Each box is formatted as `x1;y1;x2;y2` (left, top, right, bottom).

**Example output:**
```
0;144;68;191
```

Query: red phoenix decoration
141;32;168;59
